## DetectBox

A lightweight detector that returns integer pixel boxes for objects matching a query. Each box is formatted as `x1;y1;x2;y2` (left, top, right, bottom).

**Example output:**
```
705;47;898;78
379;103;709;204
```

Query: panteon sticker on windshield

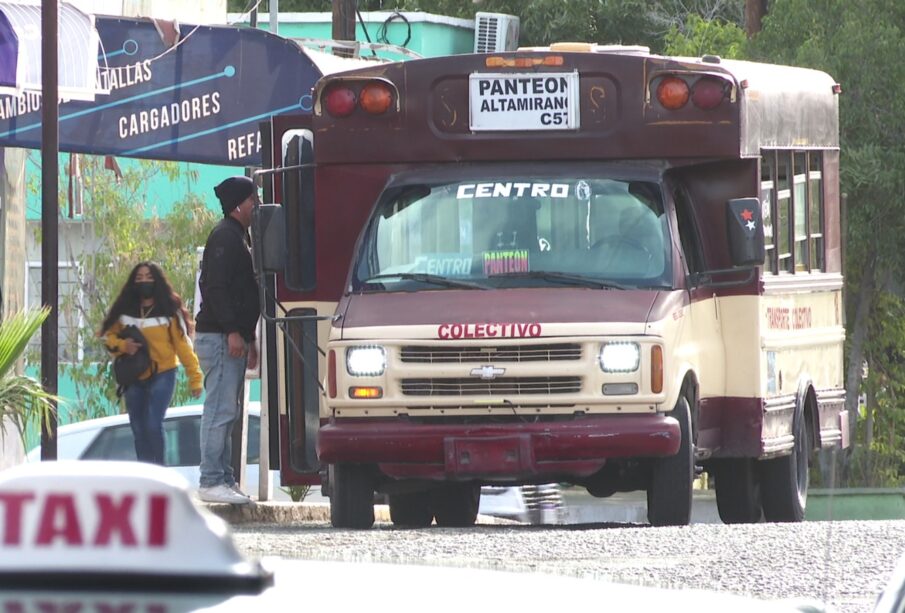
484;249;529;275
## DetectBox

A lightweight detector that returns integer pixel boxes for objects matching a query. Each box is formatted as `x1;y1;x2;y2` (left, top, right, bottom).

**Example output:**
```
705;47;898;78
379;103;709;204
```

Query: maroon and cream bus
257;43;847;528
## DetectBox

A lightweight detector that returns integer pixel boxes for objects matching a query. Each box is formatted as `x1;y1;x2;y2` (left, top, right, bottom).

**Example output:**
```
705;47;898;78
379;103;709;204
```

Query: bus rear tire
647;396;693;527
389;491;434;527
713;458;763;524
329;464;375;529
432;483;480;527
759;415;810;522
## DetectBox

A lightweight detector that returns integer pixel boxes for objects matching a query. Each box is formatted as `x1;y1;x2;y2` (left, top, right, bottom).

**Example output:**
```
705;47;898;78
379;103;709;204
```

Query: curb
203;501;519;526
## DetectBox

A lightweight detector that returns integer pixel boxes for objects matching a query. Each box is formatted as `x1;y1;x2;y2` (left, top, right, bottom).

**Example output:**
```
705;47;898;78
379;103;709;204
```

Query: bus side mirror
283;129;316;292
726;197;765;267
252;204;287;273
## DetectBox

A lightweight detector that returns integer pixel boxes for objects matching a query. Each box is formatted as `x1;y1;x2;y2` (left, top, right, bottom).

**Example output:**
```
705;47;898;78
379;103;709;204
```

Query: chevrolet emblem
470;365;505;380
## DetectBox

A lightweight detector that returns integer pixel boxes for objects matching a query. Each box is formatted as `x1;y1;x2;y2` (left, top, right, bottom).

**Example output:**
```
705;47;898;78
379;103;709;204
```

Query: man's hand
190;388;203;399
247;341;259;371
227;331;246;357
122;338;141;355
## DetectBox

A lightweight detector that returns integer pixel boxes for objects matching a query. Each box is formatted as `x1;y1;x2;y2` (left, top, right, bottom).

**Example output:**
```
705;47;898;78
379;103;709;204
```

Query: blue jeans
124;368;177;465
195;332;247;488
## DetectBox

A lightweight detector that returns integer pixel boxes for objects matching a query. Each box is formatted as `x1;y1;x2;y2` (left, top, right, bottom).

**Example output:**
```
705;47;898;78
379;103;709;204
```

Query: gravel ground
233;519;905;612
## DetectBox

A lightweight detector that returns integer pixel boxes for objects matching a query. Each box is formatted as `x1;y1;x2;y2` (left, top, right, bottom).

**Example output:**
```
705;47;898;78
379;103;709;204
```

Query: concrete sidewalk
203;501;517;525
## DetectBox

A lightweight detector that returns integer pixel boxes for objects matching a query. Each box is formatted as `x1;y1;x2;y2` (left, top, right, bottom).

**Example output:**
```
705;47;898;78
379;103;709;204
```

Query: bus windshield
354;174;671;291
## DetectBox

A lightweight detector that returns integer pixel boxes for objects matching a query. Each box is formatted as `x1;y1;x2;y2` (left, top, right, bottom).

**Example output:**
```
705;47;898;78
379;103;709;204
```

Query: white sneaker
229;483;251;499
199;484;252;505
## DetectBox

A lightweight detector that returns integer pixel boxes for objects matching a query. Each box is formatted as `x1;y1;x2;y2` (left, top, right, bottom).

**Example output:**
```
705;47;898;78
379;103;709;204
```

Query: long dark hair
99;261;194;336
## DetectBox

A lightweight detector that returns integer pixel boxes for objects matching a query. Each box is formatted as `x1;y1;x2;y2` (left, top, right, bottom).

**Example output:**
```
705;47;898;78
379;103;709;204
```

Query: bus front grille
401;377;582;396
400;344;582;364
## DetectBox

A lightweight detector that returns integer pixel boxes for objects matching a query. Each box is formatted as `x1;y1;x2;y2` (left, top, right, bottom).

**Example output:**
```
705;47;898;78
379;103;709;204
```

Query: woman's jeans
124;368;177;465
195;332;247;489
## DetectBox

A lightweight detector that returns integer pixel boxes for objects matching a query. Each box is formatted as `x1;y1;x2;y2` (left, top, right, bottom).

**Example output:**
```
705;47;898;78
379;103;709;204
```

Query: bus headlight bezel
346;346;387;376
598;342;641;373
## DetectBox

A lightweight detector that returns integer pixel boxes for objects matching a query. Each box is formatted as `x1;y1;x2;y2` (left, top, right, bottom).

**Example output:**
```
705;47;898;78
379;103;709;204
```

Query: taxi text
0;492;169;547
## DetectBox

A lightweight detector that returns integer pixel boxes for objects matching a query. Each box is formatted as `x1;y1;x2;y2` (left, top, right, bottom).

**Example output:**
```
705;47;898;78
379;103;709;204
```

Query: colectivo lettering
438;322;542;340
0;492;168;547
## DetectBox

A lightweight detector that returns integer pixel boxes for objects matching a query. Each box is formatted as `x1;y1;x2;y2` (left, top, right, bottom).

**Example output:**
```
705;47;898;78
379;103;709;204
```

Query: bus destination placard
469;72;580;132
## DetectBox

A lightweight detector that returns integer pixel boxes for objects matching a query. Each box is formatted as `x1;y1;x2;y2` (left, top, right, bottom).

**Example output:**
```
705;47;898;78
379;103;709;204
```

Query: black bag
113;325;156;396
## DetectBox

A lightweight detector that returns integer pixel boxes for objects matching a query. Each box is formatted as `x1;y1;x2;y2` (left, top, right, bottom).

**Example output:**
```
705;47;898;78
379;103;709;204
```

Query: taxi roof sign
0;461;271;592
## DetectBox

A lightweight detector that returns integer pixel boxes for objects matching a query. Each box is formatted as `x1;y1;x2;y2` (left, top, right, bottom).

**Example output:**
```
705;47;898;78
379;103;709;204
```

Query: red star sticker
741;209;754;221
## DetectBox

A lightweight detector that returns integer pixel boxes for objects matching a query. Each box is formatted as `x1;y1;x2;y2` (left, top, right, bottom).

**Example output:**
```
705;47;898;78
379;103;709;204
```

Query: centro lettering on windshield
456;182;569;199
438;323;542;339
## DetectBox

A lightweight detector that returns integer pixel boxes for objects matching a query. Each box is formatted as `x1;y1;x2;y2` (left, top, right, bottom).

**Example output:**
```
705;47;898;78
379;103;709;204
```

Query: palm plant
0;307;58;444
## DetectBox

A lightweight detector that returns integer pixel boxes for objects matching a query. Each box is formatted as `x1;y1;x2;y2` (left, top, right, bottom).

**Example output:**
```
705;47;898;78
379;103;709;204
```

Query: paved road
233;518;905;612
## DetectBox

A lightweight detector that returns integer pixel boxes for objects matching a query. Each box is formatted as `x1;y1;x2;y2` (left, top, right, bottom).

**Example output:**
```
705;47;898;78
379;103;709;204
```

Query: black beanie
214;176;255;216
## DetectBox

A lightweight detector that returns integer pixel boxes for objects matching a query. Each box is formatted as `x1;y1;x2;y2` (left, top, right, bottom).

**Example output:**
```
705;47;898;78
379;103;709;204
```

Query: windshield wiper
363;273;488;290
491;271;634;290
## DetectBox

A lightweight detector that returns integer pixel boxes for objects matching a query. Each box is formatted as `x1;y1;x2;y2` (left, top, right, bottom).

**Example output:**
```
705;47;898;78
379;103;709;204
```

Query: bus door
255;113;324;486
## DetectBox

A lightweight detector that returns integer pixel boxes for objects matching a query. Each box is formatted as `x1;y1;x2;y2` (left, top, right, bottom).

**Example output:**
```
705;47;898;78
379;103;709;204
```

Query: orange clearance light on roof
485;55;563;68
323;84;357;118
359;81;394;115
350;386;383;399
656;76;690;110
691;76;728;110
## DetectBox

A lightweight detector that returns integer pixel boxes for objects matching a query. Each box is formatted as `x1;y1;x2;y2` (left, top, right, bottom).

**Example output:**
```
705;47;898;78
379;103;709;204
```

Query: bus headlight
598;342;641;373
346;346;387;376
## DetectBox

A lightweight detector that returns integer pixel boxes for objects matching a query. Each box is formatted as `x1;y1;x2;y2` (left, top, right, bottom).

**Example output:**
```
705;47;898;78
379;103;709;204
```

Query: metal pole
332;0;356;56
40;0;59;460
269;0;278;36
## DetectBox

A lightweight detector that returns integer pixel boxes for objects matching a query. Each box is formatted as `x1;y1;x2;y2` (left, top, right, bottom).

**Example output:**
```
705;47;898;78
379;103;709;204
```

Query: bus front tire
389;491;434;527
713;458;763;524
647;396;694;527
432;483;481;527
759;415;810;522
329;464;376;529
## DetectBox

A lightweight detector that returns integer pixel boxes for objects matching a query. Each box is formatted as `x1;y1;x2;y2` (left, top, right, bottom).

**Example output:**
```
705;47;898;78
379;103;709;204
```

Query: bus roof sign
469;71;580;131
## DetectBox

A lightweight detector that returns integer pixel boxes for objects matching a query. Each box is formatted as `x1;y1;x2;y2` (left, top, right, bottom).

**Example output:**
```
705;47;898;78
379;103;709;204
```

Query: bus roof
308;49;839;165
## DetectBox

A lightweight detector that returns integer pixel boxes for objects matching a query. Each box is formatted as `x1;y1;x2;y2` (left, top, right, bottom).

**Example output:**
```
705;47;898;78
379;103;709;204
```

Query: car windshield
353;174;671;292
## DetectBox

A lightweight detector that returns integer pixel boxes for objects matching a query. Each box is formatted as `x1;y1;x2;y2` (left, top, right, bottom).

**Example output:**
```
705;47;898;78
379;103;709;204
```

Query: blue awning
0;0;103;101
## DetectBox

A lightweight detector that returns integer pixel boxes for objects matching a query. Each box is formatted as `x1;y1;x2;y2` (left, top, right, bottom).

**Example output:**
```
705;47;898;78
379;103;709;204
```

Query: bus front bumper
317;414;680;481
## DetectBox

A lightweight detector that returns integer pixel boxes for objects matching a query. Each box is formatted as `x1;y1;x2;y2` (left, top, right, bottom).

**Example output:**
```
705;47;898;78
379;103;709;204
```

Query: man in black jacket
195;176;260;505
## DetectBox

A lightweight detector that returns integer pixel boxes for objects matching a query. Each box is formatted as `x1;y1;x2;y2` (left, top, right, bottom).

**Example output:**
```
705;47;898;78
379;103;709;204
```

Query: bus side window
673;189;704;275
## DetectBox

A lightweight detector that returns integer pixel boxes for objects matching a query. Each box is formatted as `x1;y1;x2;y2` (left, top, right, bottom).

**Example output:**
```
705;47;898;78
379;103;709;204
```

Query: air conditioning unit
474;12;520;53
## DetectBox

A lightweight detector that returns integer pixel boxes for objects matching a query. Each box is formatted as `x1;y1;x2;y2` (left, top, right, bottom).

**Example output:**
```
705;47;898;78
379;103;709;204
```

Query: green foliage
279;484;311;502
0;307;58;444
662;14;746;58
45;157;216;421
227;0;746;50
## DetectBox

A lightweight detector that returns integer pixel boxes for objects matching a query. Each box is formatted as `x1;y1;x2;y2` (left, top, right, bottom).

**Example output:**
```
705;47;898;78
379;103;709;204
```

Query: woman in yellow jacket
101;262;203;464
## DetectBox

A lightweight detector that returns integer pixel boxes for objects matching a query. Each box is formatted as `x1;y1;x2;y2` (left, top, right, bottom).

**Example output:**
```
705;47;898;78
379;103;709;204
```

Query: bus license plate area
469;71;580;131
444;435;534;475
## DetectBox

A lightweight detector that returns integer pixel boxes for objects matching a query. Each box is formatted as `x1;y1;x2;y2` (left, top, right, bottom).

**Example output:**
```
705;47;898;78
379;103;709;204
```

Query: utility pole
40;0;59;460
333;0;356;56
745;0;768;38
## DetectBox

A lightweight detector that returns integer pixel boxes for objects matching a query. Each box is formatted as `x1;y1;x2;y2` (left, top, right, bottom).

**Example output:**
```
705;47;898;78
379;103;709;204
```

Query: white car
25;403;286;499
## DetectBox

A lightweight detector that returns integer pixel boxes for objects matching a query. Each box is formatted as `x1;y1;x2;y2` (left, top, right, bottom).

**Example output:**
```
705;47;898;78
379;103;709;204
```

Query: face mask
136;282;155;299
